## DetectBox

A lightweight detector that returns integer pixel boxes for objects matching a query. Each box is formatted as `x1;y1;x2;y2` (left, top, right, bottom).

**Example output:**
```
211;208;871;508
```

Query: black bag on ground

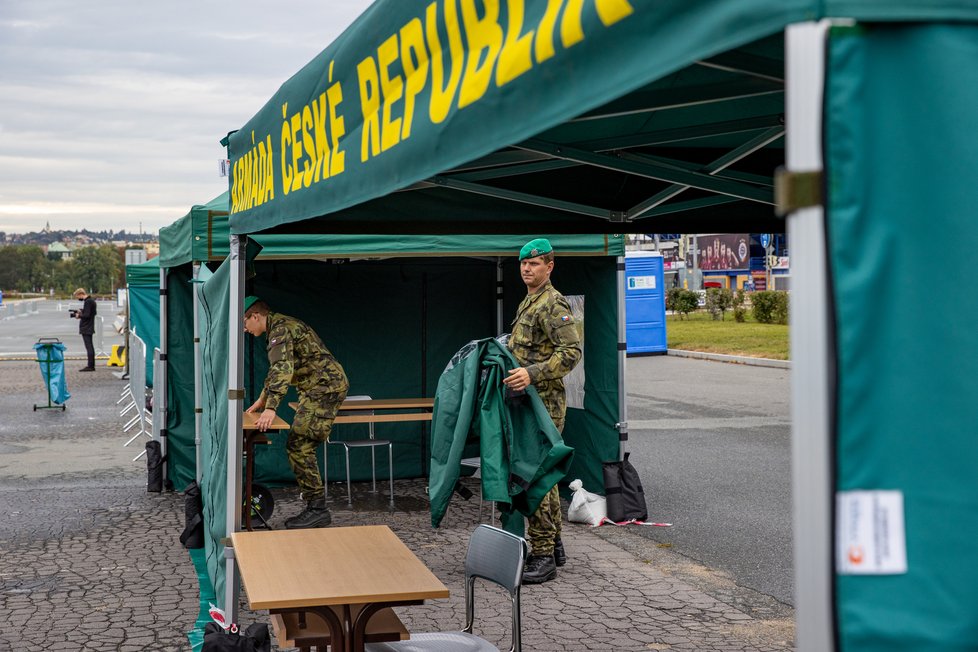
180;480;205;549
202;622;270;652
602;452;648;522
146;440;165;493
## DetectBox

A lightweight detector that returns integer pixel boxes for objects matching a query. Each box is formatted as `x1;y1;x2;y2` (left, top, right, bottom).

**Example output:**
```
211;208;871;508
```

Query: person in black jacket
72;288;97;371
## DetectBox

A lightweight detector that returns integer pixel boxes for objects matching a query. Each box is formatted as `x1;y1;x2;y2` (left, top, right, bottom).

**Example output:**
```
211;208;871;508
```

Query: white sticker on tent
627;275;656;290
836;490;907;575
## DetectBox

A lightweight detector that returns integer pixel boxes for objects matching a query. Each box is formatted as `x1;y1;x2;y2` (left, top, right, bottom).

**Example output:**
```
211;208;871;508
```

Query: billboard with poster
688;234;752;270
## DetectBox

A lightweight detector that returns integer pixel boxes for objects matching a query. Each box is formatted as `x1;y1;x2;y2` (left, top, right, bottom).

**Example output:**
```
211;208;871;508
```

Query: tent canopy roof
125;256;160;287
158;192;230;268
227;1;977;237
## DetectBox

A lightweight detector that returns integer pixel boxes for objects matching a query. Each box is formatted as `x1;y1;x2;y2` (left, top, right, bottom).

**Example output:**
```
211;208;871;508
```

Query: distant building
46;242;72;260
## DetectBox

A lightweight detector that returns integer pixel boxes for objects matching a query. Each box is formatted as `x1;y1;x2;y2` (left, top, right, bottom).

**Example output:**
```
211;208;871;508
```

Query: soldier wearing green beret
504;238;582;584
243;297;349;529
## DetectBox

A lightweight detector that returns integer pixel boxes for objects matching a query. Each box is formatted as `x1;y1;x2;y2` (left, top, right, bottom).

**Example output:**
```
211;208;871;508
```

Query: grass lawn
667;311;789;360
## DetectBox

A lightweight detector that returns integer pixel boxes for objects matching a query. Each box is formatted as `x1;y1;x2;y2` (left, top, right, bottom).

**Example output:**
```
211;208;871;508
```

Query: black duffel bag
602;452;648;522
202;622;270;652
146;440;165;493
180;480;205;549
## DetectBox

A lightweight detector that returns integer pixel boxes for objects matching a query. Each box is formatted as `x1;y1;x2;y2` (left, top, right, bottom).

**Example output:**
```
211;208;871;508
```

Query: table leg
350;600;422;651
243;432;255;531
296;606;345;652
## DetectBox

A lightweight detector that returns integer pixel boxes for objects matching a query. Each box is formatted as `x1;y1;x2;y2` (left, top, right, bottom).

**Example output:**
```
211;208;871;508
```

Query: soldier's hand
246;397;266;413
504;367;531;391
255;408;276;432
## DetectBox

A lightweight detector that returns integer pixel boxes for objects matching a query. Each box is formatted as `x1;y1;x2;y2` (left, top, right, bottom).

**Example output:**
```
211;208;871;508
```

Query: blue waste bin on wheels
33;338;70;411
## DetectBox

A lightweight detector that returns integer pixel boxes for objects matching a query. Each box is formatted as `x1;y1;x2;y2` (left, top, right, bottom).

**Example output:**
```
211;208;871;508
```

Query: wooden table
242;411;291;531
232;525;449;652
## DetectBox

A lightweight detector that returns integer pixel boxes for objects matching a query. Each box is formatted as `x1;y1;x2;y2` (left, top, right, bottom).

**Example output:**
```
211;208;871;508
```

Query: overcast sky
0;0;373;236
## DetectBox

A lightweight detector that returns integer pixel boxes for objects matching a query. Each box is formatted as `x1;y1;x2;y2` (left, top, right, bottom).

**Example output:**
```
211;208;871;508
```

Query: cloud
0;0;373;234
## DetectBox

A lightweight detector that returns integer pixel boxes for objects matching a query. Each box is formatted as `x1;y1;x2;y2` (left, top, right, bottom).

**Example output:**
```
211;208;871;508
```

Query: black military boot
285;497;332;529
522;554;557;584
553;538;567;567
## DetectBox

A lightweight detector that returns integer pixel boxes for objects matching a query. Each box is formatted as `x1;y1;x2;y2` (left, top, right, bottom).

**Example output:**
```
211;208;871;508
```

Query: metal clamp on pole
774;167;823;217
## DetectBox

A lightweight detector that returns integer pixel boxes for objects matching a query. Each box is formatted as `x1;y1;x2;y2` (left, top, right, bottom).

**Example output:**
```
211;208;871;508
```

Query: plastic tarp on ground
158;192;229;490
825;23;978;651
125;257;160;386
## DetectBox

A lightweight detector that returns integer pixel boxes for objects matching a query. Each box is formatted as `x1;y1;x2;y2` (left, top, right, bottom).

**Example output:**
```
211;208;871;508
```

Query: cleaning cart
33;337;69;411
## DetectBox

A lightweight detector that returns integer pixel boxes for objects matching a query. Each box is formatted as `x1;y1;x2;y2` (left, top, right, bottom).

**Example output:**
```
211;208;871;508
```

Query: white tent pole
158;266;168;482
786;21;834;652
224;235;246;619
616;255;628;461
193;262;203;484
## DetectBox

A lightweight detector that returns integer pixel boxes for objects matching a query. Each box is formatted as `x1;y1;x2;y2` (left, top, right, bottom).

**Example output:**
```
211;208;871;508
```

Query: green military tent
209;3;978;650
158;192;230;491
124;256;161;387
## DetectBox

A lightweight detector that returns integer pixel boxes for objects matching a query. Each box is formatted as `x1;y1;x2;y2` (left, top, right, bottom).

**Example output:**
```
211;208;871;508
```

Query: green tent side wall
826;23;978;650
125;257;160;386
242;252;619;494
158;192;230;490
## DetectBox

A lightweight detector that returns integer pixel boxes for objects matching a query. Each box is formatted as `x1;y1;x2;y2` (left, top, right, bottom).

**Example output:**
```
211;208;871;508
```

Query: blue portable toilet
625;251;667;355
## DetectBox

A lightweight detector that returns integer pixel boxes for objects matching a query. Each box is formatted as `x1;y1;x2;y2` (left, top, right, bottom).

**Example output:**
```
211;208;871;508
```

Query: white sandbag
566;478;607;526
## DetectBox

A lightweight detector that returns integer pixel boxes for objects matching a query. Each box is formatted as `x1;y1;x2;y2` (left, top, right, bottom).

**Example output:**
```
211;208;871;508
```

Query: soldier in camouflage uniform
243;297;349;529
504;238;582;584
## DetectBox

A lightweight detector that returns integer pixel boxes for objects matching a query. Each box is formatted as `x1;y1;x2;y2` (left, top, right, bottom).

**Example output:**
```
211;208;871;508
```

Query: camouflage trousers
287;389;347;501
527;414;564;556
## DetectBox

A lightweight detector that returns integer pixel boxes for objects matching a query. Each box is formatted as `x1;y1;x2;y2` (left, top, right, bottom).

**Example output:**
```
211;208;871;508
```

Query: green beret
519;238;553;260
243;295;260;312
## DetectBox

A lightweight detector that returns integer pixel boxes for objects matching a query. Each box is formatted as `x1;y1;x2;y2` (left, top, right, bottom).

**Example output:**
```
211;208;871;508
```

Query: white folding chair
324;395;394;508
365;524;527;652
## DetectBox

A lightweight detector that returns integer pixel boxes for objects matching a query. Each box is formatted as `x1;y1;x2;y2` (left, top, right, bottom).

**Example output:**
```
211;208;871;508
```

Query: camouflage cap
519;238;553;260
243;295;260;312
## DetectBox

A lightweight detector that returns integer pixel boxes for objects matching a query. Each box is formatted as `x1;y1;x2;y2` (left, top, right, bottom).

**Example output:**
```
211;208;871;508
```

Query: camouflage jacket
508;281;582;395
260;312;348;411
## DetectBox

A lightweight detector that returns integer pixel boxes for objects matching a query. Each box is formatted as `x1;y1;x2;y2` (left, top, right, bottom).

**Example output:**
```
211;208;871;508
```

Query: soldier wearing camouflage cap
243;297;349;529
504;238;582;584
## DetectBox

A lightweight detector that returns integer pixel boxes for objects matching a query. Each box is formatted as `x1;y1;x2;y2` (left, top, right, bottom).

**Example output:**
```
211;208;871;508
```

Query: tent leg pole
225;235;247;621
786;21;835;652
193;262;203;485
496;257;504;336
158;267;168;487
616;255;628;461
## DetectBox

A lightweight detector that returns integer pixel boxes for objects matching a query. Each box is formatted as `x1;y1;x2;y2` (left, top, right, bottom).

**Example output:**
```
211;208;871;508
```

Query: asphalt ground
624;355;794;605
0;303;795;651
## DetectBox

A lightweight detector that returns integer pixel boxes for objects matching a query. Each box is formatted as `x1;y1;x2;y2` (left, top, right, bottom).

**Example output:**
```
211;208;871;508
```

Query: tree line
0;244;130;296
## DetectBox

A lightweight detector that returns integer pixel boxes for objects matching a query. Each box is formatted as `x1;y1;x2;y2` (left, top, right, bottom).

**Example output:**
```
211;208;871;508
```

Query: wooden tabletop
231;525;449;610
242;411;291;431
288;398;434;411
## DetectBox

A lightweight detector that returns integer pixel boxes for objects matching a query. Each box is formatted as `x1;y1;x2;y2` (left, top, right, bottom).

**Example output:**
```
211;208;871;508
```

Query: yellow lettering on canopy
595;0;633;26
458;0;503;109
560;0;585;47
262;135;274;203
357;55;382;162
280;105;293;196
496;0;533;87
301;105;315;188
533;0;563;63
289;112;303;192
426;0;463;124
311;93;331;182
400;18;429;140
327;79;346;176
378;34;403;152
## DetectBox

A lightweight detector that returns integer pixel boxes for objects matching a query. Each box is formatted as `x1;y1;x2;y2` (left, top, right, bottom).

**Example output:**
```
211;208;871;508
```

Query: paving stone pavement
0;361;795;651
